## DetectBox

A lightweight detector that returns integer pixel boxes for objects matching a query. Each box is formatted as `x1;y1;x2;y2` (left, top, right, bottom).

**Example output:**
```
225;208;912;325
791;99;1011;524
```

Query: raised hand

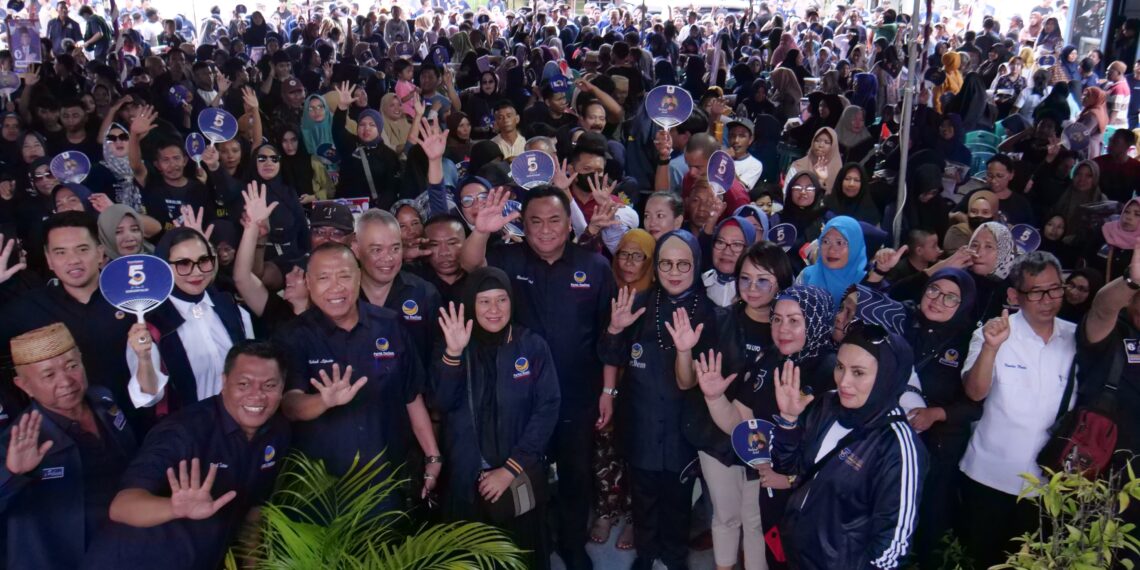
176;205;214;240
130;104;158;137
166;458;237;520
551;158;573;192
310;364;368;409
282;267;310;313
216;74;232;95
654;129;672;161
334;81;354;111
0;233;28;285
929;246;972;274
242;182;279;227
872;245;908;274
471;187;520;234
982;309;1011;350
88;193;113;213
607;286;647;334
586;200;620;236
695;349;737;400
665;308;704;353
5;411;53;475
437;302;473;357
241;86;259;111
410;116;449;161
586;172;617;204
773;359;812;422
128;321;153;357
20;64;39;87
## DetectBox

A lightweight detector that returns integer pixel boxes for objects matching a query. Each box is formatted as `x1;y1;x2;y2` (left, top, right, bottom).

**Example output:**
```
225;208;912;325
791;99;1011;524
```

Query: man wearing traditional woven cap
0;322;138;569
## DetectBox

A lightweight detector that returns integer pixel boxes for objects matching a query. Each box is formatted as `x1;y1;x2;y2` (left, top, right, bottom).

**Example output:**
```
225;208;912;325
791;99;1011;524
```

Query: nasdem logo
513;357;531;379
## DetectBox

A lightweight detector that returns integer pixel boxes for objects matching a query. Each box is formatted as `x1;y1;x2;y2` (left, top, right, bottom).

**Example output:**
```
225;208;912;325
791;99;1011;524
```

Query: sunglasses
170;254;217;276
256;155;281;164
106;133;130;142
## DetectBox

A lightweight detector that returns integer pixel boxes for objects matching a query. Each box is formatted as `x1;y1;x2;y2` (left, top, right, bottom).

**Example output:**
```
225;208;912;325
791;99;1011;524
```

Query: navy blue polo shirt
361;270;442;366
486;242;615;419
275;301;425;479
0;284;134;414
81;396;290;569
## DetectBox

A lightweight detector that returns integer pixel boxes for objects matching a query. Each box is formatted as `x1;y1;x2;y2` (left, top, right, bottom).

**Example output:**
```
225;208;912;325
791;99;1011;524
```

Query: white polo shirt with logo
959;311;1076;496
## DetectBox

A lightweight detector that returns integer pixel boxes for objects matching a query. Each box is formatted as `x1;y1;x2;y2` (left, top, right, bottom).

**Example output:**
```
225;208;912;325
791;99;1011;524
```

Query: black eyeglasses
616;251;646;263
170;254;217;276
106;133;130;142
256;154;281;163
713;238;747;253
657;259;693;274
1019;286;1064;301
924;285;962;308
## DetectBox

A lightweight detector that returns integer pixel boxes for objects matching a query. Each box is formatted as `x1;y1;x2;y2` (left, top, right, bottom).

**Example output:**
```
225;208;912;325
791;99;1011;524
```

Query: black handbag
465;351;538;523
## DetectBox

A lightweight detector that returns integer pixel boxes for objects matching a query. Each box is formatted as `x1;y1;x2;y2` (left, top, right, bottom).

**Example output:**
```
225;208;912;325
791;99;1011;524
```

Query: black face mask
574;172;597;192
968;216;991;230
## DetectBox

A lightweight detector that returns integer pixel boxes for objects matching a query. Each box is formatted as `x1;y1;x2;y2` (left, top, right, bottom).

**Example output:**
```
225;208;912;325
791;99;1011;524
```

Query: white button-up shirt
960;311;1076;495
126;292;254;408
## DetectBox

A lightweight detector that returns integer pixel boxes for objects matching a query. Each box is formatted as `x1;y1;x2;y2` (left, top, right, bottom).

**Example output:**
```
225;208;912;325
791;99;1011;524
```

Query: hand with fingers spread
586;200;620;236
694;349;737;400
773;359;811;423
130;104;158;137
437;302;473;357
241;86;259;111
983;309;1011;350
216;74;231;95
6;411;54;475
665;308;704;353
242;182;279;228
311;364;369;409
872;245;908;274
607;286;647;335
0;234;28;285
471;188;520;234
333;81;354;111
411;116;449;161
551;159;574;192
166;458;238;520
177;205;214;240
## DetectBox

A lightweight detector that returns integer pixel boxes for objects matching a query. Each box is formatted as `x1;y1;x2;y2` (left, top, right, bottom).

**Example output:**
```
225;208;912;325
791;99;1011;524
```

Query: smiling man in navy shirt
275;243;442;505
459;184;615;569
82;341;291;569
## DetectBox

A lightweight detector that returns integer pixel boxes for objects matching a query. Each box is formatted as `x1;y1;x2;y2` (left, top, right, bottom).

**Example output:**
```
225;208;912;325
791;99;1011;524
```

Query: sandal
616;520;636;550
589;515;613;544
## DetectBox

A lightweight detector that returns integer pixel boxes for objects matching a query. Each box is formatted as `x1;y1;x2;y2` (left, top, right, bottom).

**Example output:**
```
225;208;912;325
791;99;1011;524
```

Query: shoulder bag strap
1053;357;1078;422
353;146;379;201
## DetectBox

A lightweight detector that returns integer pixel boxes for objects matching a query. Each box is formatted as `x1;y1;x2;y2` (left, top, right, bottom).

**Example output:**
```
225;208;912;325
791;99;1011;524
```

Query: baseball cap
310;203;354;232
283;77;304;94
727;117;755;136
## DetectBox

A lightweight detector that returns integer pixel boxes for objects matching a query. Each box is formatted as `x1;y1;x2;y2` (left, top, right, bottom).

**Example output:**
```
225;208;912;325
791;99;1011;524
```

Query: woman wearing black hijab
600;229;720;570
1058;267;1104;323
682;56;708;96
824;163;881;225
460;71;500;141
757;323;926;568
779;48;812;87
945;72;995;131
1034;81;1075;123
905;268;982;568
434;267;560;570
247;143;309;263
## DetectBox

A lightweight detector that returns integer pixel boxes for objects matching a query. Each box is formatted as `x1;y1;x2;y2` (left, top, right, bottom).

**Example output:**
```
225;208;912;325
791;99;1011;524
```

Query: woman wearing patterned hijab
694;284;837;570
965;221;1017;322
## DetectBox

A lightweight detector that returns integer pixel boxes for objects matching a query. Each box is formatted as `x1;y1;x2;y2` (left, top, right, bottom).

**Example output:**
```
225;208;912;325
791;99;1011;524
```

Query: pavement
548;517;720;570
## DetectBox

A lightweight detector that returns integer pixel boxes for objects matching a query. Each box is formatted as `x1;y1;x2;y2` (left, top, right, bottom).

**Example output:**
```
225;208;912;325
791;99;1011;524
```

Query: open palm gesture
410;116;449;161
242;182;279;227
333;81;355;111
5;411;53;475
695;350;737;400
471;187;519;234
167;458;237;520
176;205;214;240
608;286;646;334
437;302;473;357
311;364;369;409
665;308;703;352
130;104;158;137
773;359;812;421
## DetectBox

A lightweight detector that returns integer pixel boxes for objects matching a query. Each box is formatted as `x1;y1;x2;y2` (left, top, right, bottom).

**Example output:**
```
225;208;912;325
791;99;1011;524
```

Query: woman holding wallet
433;267;561;569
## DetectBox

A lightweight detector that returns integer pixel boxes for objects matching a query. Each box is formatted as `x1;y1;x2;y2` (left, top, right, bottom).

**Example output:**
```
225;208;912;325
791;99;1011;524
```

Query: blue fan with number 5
197;108;238;143
100;255;174;323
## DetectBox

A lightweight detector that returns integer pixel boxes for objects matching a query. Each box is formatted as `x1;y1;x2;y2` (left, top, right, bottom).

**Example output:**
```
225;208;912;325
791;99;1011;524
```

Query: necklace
654;289;701;350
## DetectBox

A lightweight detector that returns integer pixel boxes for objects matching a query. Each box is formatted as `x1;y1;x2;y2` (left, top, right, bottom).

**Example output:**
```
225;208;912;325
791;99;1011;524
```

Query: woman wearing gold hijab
590;229;656;549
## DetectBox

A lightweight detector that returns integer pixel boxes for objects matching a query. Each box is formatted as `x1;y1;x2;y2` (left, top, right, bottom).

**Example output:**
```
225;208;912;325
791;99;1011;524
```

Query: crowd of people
1;0;1140;568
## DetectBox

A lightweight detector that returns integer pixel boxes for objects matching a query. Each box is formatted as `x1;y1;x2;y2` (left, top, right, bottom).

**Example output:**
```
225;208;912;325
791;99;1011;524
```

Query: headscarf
1059;46;1080;80
932;113;972;166
769;67;802;117
916;268;977;331
770;32;797;68
835;326;915;429
279;127;315;197
851;72;879;122
709;217;758;282
52;184;94;214
820;70;841;95
824;163;880;225
848;283;909;336
946;73;989;131
970;221;1016;279
789;127;843;193
613;229;656;292
774;285;836;362
355;108;384;149
450;31;474;62
463;266;515;347
380;93;413;152
800;216;868;306
733;204;770;237
1079;86;1108;134
781;170;826;234
1036;81;1075;123
300;94;335;156
1054;160;1103;231
1102;197;1140;249
835;106;871;149
653;230;707;352
1037;19;1063;52
655;230;703;298
941;51;963;94
97;204;154;259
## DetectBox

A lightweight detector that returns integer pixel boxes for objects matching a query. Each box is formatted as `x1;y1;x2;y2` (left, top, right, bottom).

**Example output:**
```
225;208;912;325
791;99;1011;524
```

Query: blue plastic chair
965;142;999;155
965;131;1001;147
970;151;995;176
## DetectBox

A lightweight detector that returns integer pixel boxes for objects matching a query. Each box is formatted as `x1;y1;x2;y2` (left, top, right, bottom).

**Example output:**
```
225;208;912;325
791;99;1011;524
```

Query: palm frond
372;521;528;570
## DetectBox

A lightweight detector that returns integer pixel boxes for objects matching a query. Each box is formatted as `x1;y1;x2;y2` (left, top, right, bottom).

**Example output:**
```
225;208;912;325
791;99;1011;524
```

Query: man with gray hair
352;209;442;365
960;250;1076;567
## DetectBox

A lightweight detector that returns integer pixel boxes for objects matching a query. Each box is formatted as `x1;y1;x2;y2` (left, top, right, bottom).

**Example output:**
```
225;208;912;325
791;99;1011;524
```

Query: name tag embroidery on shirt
838;448;864;471
373;337;396;360
41;466;64;480
1125;339;1140;364
308;358;335;365
1002;363;1028;370
515;274;534;285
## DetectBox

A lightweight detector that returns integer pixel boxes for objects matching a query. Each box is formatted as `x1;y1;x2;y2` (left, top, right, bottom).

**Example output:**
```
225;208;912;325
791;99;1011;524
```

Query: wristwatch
1127;267;1140;290
602;387;619;397
425;455;443;465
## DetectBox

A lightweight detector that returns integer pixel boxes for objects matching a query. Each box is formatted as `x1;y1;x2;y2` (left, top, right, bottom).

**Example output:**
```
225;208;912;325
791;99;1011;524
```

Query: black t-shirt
141;176;213;231
1078;317;1140;456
